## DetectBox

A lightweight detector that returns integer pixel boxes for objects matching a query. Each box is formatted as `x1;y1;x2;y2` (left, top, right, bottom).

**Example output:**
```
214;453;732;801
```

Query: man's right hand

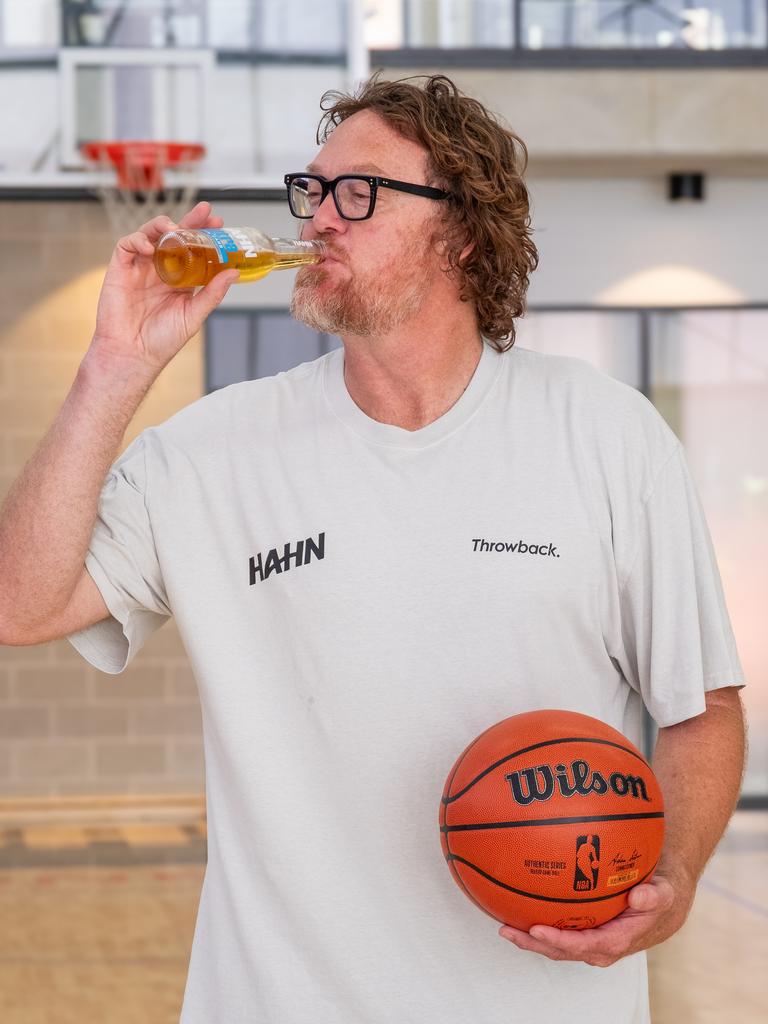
87;200;240;379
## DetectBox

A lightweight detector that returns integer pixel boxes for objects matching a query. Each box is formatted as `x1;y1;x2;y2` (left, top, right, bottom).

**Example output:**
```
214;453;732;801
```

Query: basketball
439;709;665;931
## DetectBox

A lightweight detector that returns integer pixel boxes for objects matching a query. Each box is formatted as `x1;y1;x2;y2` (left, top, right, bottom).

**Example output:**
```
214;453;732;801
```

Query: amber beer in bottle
153;227;326;287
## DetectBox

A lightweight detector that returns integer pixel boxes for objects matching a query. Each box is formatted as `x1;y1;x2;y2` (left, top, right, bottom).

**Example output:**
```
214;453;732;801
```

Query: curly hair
316;72;539;351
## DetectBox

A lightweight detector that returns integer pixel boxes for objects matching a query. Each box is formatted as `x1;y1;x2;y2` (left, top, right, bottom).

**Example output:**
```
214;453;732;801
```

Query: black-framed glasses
284;173;453;221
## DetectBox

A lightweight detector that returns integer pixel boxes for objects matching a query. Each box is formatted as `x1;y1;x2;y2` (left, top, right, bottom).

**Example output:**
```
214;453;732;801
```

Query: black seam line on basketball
441;811;665;832
447;853;494;920
445;855;658;904
443;736;652;805
442;717;499;880
443;720;496;812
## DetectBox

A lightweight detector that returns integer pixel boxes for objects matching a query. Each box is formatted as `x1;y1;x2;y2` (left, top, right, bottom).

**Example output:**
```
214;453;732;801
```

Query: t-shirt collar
323;338;503;450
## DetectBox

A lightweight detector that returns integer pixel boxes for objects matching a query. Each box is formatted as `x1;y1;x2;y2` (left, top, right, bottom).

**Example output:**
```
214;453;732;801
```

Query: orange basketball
439;709;665;931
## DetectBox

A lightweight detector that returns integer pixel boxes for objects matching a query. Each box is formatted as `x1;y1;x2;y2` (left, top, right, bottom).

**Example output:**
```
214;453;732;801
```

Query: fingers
178;200;223;231
113;228;157;267
627;878;673;913
113;202;225;274
184;268;240;335
499;926;569;960
498;878;683;967
120;203;222;258
136;214;178;242
499;924;618;968
111;215;175;270
133;202;218;242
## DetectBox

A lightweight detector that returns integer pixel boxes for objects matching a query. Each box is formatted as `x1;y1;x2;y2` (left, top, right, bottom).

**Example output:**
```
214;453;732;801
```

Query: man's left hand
498;871;693;967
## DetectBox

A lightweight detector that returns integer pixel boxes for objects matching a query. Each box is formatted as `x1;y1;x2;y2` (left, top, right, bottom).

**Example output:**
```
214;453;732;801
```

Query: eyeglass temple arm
378;178;452;200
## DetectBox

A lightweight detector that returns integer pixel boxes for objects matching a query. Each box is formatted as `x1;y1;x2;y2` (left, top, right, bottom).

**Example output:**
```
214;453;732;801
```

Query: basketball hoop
81;140;206;237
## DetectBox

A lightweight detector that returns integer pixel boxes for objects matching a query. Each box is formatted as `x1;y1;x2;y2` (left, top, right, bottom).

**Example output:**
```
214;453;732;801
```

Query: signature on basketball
609;848;641;869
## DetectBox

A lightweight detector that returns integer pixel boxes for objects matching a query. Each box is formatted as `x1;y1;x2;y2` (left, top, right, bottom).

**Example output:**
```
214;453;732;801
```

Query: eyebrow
304;163;388;176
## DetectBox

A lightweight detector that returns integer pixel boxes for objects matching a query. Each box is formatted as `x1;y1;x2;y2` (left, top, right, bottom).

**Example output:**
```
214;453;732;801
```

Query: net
81;140;206;237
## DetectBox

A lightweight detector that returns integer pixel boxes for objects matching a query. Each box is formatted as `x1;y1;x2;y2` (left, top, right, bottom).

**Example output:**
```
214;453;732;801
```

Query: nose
301;189;347;239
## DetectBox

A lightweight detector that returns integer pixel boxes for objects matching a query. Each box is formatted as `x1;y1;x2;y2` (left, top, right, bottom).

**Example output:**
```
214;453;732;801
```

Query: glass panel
649;310;768;796
74;62;205;147
406;0;441;46
76;67;113;145
61;0;204;48
520;0;767;50
206;313;252;390
114;67;154;139
512;309;642;387
404;0;515;47
207;0;252;49
208;0;344;53
254;314;328;378
1;0;59;47
472;0;515;46
364;0;406;49
206;311;340;387
258;0;344;53
400;0;765;53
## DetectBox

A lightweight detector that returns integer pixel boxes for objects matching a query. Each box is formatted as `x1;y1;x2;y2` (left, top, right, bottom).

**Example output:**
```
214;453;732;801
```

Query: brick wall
0;201;207;798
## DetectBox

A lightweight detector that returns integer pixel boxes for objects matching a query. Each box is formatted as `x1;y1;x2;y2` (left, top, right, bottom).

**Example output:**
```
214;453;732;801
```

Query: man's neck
340;313;484;432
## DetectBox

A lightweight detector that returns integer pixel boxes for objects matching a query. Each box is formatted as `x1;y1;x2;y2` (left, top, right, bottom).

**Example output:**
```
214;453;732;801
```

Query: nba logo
573;834;600;891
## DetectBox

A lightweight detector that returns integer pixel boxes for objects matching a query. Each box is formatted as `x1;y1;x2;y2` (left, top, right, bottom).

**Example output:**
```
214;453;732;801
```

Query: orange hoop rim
80;140;206;190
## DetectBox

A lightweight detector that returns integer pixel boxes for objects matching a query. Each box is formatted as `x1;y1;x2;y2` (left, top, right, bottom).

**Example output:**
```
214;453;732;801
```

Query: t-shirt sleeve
609;442;745;727
67;431;172;674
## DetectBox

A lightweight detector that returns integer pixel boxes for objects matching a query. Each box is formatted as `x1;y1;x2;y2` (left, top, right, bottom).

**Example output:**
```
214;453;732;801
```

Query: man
0;74;745;1023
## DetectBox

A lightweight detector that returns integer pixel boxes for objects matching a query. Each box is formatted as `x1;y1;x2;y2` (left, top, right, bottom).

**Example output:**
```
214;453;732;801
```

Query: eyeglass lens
291;176;372;219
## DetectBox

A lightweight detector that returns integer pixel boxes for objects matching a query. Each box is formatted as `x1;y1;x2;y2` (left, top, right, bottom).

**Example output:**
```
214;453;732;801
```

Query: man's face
290;109;446;338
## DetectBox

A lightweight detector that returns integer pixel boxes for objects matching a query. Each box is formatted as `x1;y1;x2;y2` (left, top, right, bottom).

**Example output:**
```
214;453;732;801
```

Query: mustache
298;230;345;263
312;238;345;263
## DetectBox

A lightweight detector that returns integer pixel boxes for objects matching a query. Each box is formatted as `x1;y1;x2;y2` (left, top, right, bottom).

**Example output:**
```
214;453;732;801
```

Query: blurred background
0;2;766;1021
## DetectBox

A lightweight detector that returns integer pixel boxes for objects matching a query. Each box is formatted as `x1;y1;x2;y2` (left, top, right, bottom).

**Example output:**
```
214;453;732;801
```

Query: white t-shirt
68;340;744;1024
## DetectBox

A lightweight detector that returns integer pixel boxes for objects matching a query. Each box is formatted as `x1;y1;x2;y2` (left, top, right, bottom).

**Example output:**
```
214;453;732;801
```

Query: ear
459;241;475;265
434;237;475;274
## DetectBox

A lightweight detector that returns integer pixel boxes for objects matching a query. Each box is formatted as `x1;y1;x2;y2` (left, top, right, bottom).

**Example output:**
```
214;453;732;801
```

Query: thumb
186;268;239;332
628;883;661;912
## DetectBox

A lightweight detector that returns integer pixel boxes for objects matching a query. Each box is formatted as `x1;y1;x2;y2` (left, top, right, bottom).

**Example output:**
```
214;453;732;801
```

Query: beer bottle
153;227;326;288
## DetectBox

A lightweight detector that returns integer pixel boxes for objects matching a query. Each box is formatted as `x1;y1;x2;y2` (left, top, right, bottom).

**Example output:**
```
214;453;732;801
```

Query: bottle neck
272;237;326;258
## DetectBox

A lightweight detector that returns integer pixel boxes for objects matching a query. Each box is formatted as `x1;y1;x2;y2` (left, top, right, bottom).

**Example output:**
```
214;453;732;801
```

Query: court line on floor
699;876;768;919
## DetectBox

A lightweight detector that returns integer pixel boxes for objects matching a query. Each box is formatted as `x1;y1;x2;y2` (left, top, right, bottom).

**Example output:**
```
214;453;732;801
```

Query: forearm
0;349;156;631
500;688;747;964
652;686;746;890
1;204;232;636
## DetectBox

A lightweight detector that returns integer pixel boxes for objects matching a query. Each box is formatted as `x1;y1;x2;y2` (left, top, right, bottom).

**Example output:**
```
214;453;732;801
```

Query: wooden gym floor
0;807;765;1023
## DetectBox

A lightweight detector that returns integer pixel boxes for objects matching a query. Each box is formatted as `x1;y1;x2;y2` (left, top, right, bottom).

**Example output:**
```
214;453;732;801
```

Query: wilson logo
249;531;325;584
505;759;650;805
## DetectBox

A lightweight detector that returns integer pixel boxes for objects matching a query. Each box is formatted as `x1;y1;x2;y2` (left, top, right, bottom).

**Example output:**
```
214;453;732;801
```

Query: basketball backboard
59;46;214;169
0;0;365;194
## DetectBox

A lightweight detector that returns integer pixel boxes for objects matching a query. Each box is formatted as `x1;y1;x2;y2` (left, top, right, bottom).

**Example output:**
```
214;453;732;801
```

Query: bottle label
202;229;239;263
228;228;260;258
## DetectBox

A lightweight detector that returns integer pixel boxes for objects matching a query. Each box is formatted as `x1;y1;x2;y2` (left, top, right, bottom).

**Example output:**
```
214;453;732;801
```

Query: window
0;0;59;53
57;0;345;55
205;310;340;391
373;0;768;52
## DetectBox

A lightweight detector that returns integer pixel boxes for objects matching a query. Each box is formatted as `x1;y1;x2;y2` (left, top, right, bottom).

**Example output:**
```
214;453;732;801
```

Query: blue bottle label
201;229;238;264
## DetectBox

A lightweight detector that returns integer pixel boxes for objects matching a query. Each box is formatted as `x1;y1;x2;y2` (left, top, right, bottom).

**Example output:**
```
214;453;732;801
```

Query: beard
290;229;438;338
